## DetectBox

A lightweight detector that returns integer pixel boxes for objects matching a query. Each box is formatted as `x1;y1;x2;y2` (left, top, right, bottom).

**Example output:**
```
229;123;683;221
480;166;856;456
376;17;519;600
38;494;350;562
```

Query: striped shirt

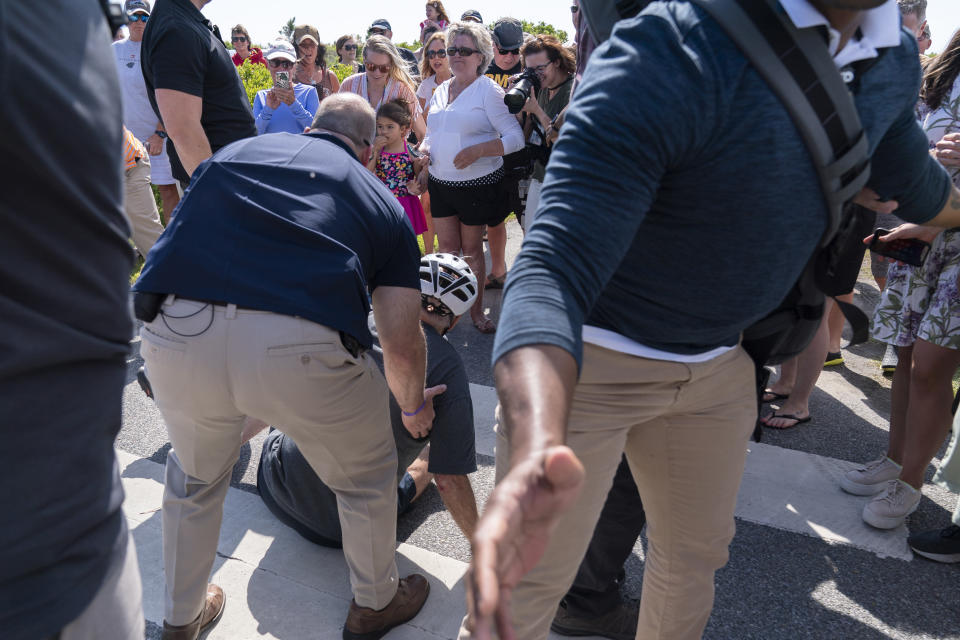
122;126;146;171
339;73;423;121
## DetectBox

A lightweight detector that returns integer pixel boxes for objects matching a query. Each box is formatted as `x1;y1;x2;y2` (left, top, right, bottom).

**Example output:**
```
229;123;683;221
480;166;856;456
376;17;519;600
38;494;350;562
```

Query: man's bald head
310;94;376;155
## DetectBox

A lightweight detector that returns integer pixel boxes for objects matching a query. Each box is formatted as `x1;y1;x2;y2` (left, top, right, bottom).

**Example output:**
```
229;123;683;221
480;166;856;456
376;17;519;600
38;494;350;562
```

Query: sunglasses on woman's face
425;49;447;59
570;4;579;13
498;48;520;56
268;59;294;69
343;44;358;51
232;36;247;42
129;14;149;23
366;63;391;73
447;47;480;57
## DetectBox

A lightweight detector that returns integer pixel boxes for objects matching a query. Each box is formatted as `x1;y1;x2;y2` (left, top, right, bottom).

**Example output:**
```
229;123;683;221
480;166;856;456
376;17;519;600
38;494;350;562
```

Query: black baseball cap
461;10;483;23
492;18;523;50
369;19;392;32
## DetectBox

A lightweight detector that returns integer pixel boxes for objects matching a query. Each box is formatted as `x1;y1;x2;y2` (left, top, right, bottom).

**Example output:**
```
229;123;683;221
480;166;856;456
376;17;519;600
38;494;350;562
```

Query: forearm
168;122;212;177
255;109;272;134
926;184;960;228
381;332;428;413
493;345;578;465
413;115;427;142
290;100;315;130
475;139;505;158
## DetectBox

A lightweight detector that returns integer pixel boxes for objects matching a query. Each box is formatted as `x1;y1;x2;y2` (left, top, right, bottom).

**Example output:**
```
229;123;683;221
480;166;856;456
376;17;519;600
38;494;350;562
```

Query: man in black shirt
483;17;525;286
485;17;523;87
0;2;143;639
141;0;256;185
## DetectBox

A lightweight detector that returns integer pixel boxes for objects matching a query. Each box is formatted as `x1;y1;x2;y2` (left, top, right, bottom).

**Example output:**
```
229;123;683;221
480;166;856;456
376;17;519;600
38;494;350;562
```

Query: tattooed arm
927;185;960;228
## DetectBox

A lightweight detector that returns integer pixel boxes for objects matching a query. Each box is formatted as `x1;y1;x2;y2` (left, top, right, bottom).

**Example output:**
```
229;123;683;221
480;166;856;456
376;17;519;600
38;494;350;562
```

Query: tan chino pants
461;341;756;640
141;298;400;625
123;157;164;256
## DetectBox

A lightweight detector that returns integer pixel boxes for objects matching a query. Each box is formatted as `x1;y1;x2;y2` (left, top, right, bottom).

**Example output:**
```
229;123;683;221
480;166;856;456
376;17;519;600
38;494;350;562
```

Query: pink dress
375;142;427;234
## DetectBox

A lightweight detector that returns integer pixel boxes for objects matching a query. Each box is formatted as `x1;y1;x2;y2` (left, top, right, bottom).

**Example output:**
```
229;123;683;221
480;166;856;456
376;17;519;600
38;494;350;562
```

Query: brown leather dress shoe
342;574;430;640
161;583;226;640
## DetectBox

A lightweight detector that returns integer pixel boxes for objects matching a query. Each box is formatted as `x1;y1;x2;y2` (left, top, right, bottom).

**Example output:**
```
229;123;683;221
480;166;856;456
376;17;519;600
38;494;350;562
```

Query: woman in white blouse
420;21;524;333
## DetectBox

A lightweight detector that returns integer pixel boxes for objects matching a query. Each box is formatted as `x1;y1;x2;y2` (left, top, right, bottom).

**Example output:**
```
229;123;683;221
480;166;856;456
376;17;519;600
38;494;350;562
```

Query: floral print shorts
871;229;960;350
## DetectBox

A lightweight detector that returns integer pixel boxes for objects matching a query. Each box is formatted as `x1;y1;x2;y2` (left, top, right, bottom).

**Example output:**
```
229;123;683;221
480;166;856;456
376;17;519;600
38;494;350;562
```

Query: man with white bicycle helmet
255;253;482;545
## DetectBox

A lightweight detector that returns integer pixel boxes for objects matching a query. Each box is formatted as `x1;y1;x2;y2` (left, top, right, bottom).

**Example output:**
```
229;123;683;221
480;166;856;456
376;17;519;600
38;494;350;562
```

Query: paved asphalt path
119;220;960;639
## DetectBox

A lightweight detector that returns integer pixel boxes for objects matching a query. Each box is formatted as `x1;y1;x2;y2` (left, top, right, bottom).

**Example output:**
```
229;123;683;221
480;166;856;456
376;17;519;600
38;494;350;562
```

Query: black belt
132;291;366;357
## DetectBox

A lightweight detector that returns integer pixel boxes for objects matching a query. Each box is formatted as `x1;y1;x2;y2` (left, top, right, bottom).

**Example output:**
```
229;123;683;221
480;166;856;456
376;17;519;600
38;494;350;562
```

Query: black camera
504;68;542;114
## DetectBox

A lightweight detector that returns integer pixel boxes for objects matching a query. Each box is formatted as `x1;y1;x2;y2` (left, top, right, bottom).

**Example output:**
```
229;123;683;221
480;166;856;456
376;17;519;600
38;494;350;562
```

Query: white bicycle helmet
419;253;479;317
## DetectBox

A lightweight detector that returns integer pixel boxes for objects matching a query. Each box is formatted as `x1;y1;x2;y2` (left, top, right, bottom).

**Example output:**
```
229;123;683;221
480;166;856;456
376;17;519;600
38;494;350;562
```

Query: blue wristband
402;399;427;417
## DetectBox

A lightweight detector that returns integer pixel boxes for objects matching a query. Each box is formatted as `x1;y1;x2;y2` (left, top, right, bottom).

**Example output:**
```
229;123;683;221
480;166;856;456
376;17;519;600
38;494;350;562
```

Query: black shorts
428;168;511;227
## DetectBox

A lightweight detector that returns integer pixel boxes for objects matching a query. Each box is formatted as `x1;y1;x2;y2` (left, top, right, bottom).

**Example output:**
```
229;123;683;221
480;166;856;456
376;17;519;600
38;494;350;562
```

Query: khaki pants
141;298;400;625
124;157;164;256
461;342;756;640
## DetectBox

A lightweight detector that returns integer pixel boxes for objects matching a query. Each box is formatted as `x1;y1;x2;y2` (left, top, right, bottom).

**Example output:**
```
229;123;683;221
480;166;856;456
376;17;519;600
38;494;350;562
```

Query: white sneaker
881;344;898;373
863;480;920;529
840;456;902;496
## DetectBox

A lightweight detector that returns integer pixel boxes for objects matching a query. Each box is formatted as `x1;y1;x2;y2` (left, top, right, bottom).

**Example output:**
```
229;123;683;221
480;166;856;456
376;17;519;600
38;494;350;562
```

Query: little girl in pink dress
368;99;427;235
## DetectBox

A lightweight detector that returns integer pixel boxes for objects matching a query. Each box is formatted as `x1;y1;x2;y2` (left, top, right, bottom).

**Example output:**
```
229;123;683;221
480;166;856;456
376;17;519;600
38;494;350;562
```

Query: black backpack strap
580;0;649;44
687;0;871;246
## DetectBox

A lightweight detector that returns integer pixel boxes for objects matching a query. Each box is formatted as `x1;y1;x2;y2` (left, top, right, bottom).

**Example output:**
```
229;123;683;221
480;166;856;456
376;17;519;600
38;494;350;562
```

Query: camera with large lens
503;67;542;114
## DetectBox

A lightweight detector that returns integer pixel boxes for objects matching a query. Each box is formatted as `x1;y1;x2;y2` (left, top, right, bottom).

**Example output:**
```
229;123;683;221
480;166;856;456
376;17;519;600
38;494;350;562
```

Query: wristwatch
154;130;168;139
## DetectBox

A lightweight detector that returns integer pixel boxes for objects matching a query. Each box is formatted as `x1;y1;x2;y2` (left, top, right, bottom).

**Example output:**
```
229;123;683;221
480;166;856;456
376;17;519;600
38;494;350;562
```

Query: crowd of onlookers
114;0;576;333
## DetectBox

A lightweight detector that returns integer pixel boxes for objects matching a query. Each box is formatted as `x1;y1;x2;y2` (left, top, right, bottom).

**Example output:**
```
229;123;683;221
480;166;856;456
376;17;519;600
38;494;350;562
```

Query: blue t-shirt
135;132;420;347
494;1;952;367
253;83;320;135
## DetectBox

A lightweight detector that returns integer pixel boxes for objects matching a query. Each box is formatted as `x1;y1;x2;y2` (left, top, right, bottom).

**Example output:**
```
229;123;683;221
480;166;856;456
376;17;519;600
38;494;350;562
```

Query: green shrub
237;58;273;106
330;62;357;82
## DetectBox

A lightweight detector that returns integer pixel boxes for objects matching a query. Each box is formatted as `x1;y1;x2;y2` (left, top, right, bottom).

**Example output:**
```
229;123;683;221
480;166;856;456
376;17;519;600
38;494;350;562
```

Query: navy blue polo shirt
134;132;420;347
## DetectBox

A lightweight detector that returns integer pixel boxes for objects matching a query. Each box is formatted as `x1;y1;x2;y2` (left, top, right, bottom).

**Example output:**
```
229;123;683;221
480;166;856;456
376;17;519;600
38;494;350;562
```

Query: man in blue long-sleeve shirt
462;2;960;640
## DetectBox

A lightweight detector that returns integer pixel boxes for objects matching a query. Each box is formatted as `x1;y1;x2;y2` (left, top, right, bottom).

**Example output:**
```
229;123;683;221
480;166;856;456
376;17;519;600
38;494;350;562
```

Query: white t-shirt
112;38;159;142
421;75;524;182
416;75;440;102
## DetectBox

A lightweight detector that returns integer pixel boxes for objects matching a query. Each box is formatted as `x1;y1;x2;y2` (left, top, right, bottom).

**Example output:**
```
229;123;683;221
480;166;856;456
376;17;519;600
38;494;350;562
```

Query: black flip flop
762;389;789;403
762;413;812;430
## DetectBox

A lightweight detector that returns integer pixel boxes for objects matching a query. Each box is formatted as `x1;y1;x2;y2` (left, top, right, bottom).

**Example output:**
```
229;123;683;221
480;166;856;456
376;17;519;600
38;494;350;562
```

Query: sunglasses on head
498;48;520;56
343;43;358;51
129;14;149;23
231;36;247;42
447;46;480;57
366;63;391;73
268;59;294;69
425;49;447;59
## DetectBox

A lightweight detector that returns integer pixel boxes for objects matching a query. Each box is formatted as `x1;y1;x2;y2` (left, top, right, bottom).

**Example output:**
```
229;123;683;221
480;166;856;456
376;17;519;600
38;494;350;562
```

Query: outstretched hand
466;446;585;640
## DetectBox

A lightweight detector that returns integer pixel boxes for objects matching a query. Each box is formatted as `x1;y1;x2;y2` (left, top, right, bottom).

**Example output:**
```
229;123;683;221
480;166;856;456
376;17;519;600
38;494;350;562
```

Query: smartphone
869;228;931;267
275;71;290;90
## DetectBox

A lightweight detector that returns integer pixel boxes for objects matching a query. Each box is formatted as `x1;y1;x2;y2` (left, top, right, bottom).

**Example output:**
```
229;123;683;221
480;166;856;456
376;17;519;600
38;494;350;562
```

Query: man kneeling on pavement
252;253;482;545
133;93;436;640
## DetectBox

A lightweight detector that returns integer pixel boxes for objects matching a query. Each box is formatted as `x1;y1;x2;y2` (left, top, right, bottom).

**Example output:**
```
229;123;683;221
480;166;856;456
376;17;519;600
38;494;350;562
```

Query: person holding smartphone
254;39;320;135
